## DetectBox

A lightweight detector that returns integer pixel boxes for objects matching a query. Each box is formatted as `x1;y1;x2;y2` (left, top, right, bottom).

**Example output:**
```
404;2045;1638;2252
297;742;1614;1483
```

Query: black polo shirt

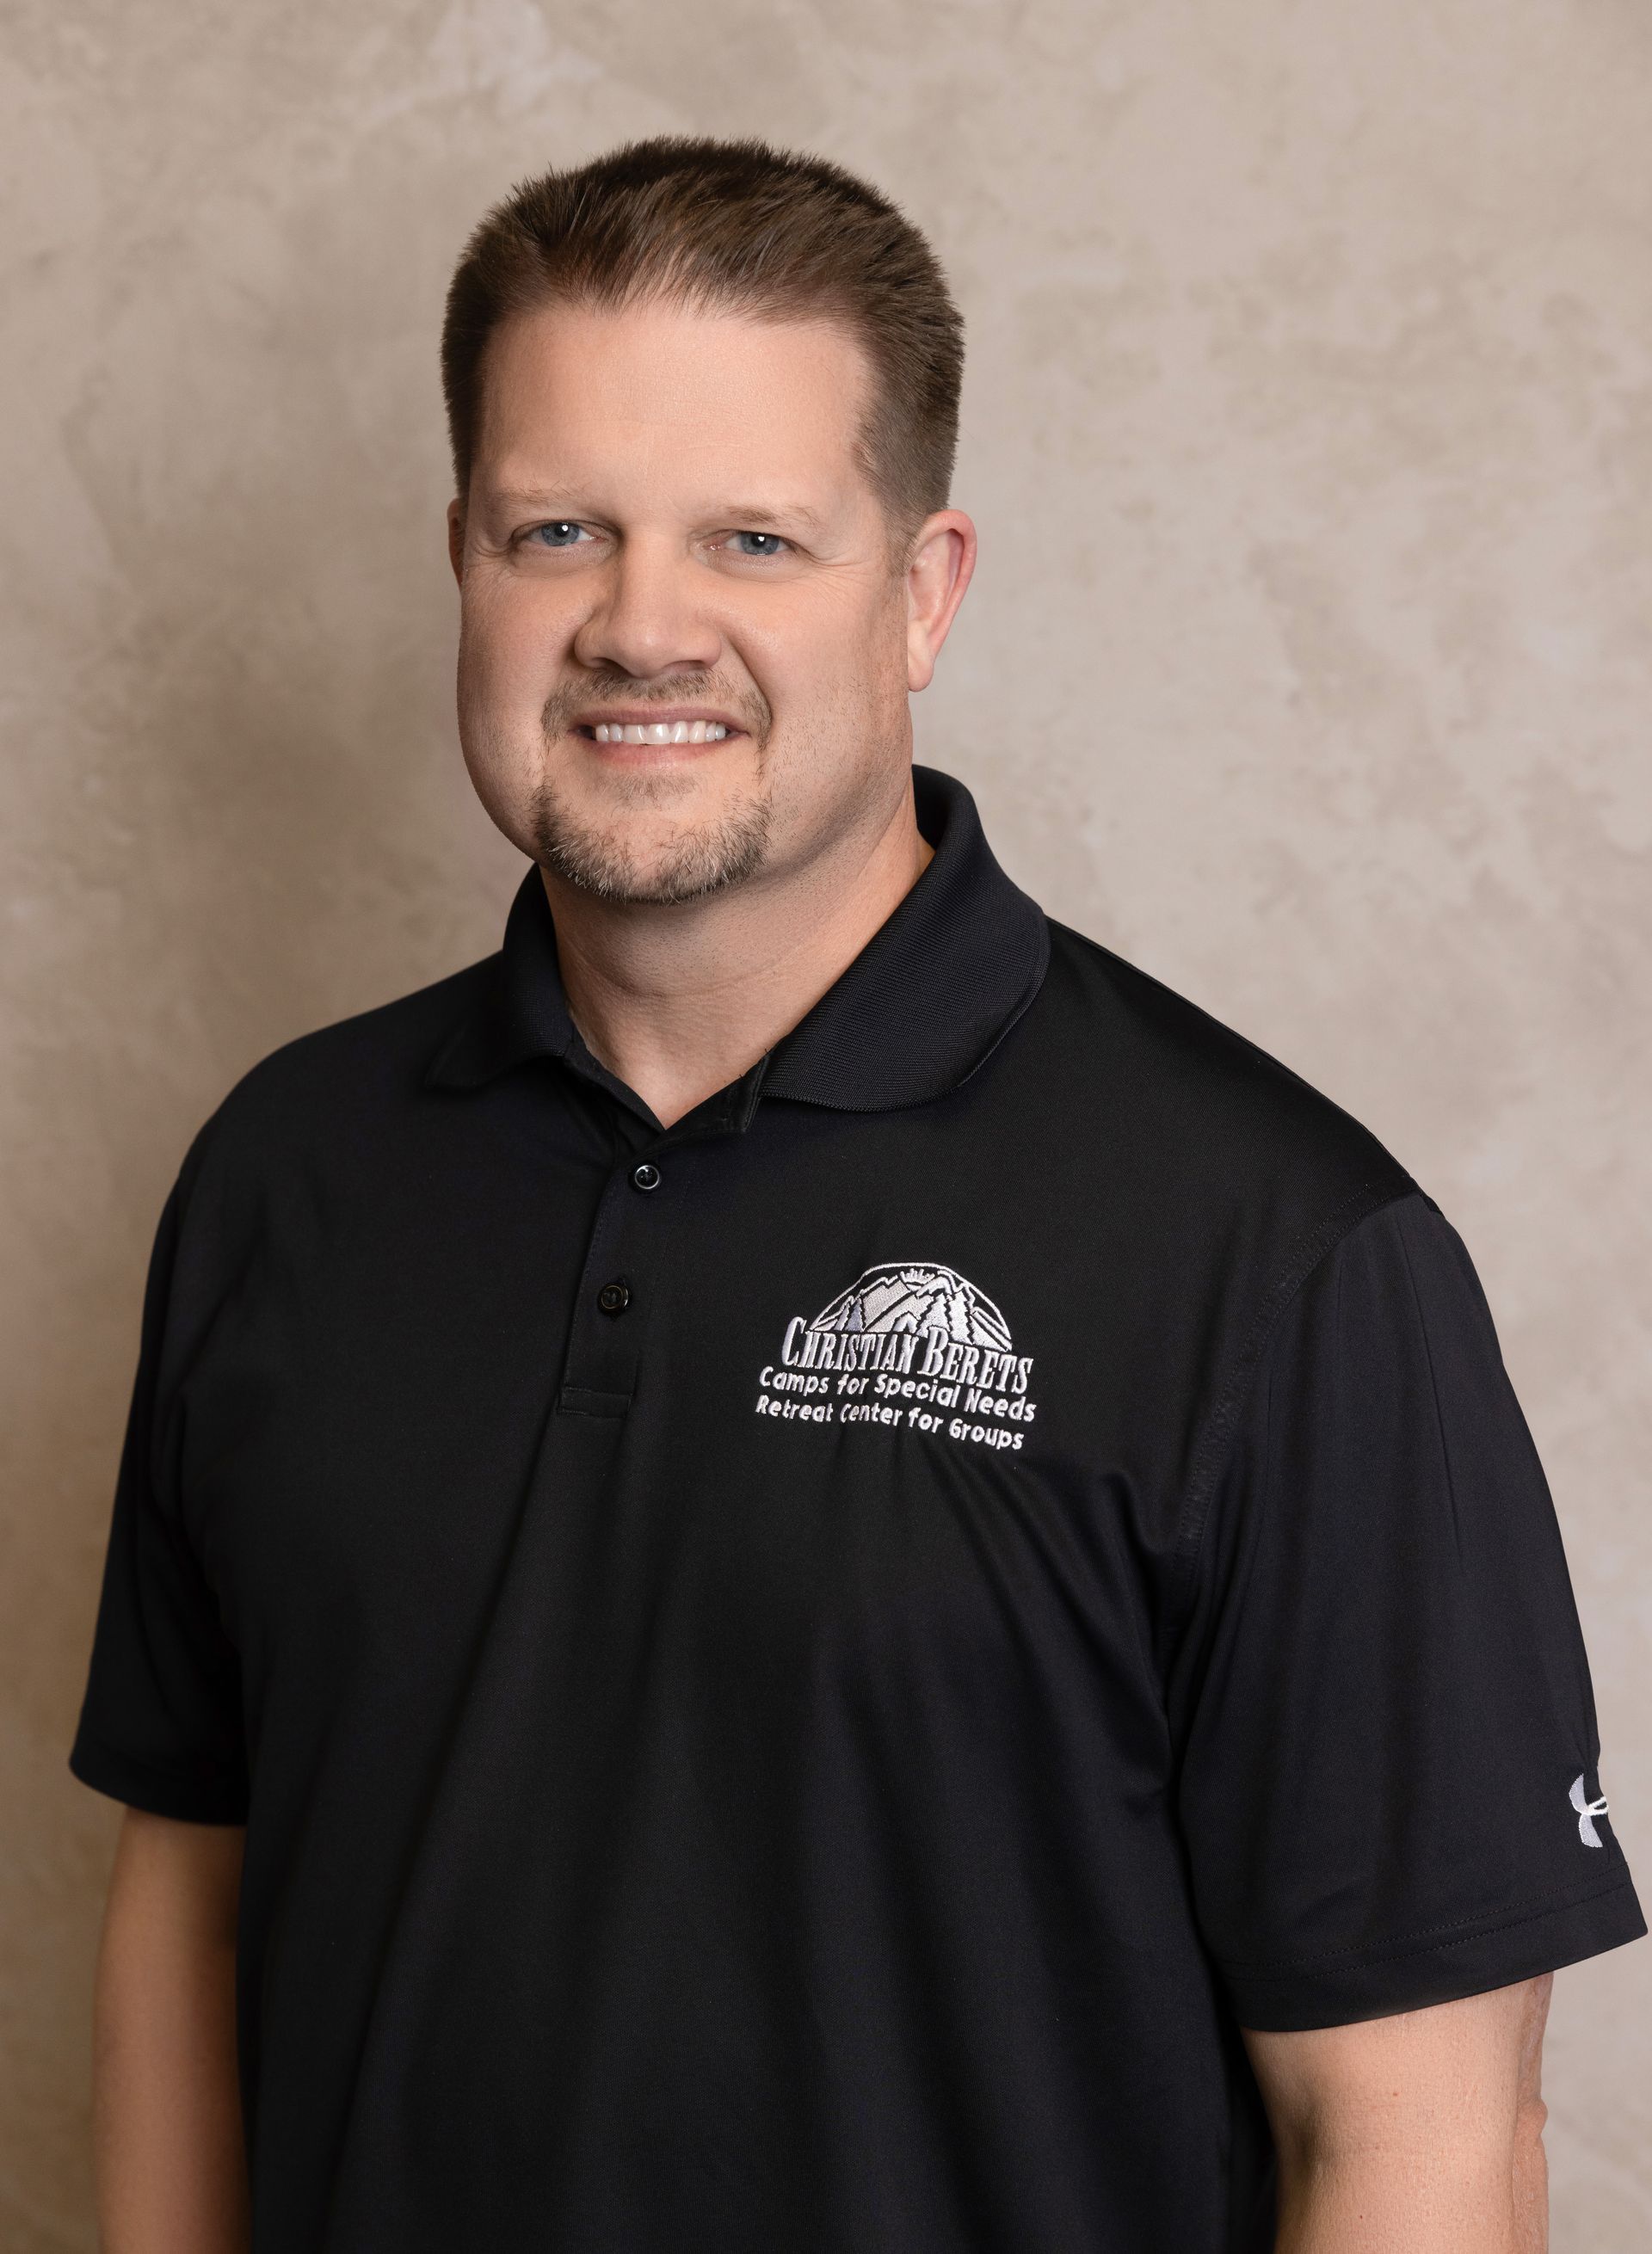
69;764;1643;2253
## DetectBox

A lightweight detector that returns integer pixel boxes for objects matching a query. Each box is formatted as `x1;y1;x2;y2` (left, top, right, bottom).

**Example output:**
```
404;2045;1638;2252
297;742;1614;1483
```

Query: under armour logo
1569;1774;1610;1849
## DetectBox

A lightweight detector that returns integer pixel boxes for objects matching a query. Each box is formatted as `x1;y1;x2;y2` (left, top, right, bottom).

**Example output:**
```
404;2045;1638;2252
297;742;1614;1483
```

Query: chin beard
528;782;774;906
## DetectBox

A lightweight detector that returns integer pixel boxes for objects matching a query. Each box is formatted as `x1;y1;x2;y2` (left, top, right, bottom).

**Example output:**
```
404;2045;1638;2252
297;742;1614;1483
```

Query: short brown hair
441;136;965;550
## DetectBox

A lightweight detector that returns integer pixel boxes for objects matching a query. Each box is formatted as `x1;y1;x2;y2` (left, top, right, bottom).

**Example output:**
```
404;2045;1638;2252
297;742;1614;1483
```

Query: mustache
541;674;772;738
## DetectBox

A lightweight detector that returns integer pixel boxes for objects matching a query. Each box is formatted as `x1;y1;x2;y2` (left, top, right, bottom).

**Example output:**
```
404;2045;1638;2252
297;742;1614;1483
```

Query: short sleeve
67;1167;250;1824
1175;1190;1643;2030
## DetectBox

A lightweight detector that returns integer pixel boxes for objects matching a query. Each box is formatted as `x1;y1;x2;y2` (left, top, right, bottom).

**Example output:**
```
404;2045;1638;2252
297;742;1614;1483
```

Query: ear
905;510;977;692
447;496;465;587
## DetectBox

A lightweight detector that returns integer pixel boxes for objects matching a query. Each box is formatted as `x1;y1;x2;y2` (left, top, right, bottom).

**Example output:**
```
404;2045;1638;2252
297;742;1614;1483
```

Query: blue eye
728;531;787;557
531;521;586;548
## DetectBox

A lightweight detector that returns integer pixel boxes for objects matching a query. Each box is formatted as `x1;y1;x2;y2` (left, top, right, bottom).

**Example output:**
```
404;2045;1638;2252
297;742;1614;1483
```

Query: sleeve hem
1225;1875;1647;2032
68;1732;250;1825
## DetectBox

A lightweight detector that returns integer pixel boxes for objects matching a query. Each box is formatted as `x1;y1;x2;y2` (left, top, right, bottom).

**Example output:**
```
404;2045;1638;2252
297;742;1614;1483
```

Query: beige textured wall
3;1;1648;2244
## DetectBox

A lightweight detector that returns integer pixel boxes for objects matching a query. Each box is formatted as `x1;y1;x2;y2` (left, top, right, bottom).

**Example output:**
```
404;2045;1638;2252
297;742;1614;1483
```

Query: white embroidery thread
1569;1773;1610;1849
755;1262;1039;1450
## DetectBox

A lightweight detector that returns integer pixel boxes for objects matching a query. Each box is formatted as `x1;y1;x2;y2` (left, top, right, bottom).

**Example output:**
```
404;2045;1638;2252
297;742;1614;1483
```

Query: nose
571;533;723;681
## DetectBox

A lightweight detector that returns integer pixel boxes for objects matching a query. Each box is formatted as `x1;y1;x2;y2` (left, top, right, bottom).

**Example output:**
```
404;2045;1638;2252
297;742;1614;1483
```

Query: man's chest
175;1099;1216;1754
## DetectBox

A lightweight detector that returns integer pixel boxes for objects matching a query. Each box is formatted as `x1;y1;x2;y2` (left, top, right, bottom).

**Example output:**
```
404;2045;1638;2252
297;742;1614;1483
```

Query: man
70;136;1642;2253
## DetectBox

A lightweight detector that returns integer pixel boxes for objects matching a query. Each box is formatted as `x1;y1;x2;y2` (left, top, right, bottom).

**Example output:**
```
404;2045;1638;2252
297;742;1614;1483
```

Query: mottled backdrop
3;1;1648;2245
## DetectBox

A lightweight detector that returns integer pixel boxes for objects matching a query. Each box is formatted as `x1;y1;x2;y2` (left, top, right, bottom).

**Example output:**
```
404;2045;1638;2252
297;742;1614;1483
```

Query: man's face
448;297;955;905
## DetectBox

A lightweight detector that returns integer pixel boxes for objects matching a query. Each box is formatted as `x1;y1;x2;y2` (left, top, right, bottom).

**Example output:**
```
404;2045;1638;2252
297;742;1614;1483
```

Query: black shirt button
631;1161;662;1192
597;1280;631;1316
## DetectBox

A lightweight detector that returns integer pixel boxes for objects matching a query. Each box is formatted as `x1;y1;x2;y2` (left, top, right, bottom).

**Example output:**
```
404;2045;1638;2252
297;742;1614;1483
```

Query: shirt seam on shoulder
1170;1175;1423;1586
1217;1871;1638;1980
1392;1209;1464;1562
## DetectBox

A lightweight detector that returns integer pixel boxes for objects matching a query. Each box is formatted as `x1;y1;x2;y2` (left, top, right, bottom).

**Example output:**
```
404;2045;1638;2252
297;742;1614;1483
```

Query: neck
543;782;934;1130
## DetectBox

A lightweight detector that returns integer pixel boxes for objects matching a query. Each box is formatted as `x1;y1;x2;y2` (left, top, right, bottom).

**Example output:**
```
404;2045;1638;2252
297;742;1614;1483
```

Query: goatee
528;780;774;905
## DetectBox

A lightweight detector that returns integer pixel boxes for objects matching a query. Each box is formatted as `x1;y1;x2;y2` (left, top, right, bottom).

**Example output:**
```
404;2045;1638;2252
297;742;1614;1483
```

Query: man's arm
92;1807;250;2254
1242;1974;1552;2254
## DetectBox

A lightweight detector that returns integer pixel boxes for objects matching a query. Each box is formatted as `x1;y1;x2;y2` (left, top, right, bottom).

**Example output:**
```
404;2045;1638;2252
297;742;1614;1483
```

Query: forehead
474;299;875;505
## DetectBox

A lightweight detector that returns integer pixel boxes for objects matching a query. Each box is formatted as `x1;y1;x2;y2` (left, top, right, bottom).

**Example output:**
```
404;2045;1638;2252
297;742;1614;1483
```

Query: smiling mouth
578;719;735;745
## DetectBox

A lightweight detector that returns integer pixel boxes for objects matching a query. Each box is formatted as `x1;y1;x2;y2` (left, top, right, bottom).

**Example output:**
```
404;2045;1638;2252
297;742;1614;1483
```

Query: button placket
557;1142;675;1417
555;1063;765;1420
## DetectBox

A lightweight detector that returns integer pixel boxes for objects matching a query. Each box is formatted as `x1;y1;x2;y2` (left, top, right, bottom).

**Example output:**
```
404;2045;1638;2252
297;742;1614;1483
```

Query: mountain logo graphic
766;1260;1034;1399
806;1264;1014;1353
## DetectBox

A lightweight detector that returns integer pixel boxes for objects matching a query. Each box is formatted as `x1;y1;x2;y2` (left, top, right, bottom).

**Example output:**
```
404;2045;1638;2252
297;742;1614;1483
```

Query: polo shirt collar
424;763;1050;1116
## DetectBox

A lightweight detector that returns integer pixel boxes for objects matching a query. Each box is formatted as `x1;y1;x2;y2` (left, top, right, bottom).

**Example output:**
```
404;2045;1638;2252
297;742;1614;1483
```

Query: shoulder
176;951;498;1197
1022;915;1421;1264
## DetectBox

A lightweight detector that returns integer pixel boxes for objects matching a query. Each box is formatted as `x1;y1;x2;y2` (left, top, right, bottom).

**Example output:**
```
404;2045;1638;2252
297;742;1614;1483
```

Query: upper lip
570;706;747;731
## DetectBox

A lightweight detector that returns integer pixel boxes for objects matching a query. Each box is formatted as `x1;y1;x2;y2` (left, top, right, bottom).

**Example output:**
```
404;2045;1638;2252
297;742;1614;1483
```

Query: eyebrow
717;502;827;533
484;489;828;533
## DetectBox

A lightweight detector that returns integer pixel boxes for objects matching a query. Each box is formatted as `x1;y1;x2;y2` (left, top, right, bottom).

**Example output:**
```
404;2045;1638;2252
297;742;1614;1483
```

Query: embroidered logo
755;1262;1038;1450
1569;1773;1610;1849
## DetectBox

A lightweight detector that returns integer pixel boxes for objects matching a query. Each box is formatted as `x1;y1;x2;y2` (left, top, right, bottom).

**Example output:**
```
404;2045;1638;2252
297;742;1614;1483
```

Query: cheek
744;584;904;724
461;576;574;701
454;586;572;823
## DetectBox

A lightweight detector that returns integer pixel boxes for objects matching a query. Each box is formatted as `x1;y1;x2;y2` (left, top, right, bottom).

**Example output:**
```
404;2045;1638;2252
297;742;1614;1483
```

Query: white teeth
591;719;730;743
